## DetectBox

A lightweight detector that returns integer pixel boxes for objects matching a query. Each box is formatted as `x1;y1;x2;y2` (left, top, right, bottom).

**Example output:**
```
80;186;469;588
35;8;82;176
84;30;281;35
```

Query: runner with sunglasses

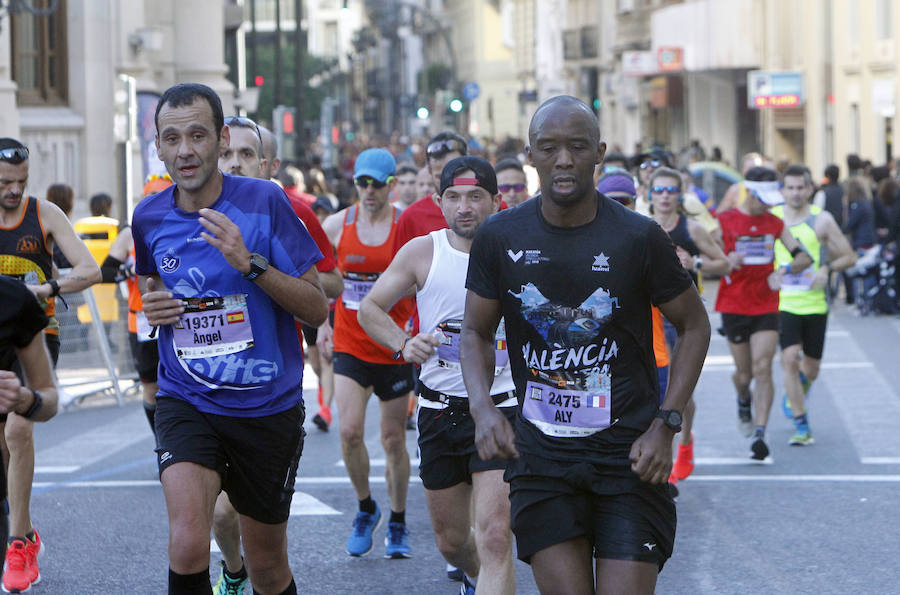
321;148;415;559
648;167;730;486
0;137;100;593
495;158;530;207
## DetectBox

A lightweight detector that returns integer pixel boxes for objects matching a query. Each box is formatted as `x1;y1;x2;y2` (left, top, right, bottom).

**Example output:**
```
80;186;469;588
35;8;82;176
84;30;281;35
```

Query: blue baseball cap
354;148;396;182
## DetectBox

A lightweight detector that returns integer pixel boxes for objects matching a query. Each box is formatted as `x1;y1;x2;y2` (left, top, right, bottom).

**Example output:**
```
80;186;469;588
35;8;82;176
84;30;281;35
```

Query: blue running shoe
446;564;463;582
347;502;382;556
459;575;476;595
384;521;411;558
781;394;793;419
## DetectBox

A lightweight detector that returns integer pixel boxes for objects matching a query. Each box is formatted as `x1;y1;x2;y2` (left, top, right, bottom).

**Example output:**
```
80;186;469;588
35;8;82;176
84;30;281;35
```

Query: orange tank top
651;306;669;368
333;205;413;364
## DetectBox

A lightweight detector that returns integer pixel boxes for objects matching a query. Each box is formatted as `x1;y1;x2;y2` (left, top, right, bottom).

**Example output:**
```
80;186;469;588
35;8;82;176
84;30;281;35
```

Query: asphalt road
27;297;900;594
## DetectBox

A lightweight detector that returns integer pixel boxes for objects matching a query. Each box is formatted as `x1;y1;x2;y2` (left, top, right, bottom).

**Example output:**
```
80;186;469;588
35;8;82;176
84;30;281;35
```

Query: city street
30;298;900;594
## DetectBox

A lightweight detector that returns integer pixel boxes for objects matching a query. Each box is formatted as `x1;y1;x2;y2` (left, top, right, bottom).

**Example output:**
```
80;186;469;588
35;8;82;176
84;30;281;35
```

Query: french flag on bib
587;394;606;408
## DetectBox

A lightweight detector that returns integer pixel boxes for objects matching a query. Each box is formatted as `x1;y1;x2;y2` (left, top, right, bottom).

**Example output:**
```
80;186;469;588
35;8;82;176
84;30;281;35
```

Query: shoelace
387;524;407;544
5;545;27;571
353;513;374;536
223;574;247;595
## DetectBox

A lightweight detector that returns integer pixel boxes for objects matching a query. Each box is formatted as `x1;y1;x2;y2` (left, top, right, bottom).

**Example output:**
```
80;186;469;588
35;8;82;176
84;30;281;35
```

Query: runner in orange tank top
322;148;415;559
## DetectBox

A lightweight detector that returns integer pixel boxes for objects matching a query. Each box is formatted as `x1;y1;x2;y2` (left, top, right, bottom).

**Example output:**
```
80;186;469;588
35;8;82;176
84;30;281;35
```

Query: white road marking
861;457;900;464
35;408;151;473
694;457;773;466
34;466;81;474
336;458;421;467
32;475;900;489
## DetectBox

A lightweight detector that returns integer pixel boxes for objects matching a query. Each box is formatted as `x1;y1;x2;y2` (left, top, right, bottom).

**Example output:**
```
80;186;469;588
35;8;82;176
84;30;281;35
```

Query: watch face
670;410;682;426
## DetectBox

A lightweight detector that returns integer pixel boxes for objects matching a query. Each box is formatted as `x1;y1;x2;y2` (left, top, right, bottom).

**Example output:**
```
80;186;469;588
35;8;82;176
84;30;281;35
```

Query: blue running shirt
132;174;323;416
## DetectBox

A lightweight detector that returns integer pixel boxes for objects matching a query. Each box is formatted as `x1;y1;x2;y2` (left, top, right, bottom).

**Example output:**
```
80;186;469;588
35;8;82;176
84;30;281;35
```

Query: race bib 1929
342;271;379;310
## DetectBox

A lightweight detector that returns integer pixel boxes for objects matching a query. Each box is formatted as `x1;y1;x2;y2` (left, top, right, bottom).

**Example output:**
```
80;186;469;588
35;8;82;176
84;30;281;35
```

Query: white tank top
417;229;515;403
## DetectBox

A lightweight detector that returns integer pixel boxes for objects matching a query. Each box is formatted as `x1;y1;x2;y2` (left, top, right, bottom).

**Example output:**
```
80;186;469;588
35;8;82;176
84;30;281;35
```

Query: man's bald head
528;96;599;146
259;126;281;179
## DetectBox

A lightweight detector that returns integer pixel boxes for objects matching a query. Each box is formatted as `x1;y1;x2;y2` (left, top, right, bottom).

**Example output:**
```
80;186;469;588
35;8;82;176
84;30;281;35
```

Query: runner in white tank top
358;156;516;594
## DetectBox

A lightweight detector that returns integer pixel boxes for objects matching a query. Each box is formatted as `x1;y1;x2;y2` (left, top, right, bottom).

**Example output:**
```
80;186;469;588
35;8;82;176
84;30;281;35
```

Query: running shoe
789;424;815;446
750;436;769;461
313;406;331;432
24;530;42;587
737;399;753;438
2;540;32;593
446;564;463;582
459;575;476;595
384;522;411;559
672;435;695;480
212;560;249;595
346;503;382;557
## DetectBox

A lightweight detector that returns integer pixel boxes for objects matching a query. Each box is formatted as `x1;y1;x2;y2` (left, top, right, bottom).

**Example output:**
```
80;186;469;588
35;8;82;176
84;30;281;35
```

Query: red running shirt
715;209;784;315
334;205;414;363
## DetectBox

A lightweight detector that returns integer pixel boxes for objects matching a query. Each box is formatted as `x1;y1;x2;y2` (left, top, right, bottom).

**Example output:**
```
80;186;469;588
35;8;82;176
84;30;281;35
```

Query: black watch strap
47;279;60;297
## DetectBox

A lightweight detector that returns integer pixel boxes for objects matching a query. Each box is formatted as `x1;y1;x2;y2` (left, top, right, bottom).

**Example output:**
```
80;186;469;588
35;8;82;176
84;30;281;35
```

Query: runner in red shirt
715;166;812;461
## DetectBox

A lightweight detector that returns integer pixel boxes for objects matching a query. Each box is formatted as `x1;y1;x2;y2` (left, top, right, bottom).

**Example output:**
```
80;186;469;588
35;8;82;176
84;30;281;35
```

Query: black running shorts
127;332;159;383
417;399;515;490
301;323;318;347
779;311;829;359
720;312;780;344
332;351;414;401
506;454;675;569
154;396;306;524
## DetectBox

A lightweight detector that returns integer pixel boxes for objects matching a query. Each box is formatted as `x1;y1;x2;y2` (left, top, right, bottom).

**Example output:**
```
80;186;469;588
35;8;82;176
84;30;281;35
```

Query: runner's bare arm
631;286;709;484
321;210;345;250
817;211;857;273
688;220;731;276
778;227;814;273
197;208;328;326
0;330;59;422
31;201;101;299
358;236;436;364
319;268;344;300
461;290;518;461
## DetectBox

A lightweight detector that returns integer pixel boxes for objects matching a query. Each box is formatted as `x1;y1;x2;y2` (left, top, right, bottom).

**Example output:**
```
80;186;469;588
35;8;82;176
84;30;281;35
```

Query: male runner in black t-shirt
461;96;711;593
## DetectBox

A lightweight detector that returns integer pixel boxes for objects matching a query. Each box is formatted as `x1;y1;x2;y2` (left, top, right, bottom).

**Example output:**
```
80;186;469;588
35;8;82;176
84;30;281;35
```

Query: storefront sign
747;71;804;109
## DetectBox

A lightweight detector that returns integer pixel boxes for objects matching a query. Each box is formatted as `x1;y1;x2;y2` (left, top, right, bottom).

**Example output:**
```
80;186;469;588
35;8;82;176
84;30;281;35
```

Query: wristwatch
693;256;703;271
243;253;269;281
656;409;683;432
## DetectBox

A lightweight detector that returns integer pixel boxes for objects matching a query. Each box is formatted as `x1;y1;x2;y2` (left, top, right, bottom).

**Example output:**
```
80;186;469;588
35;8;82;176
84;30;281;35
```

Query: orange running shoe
25;530;42;586
672;434;695;480
2;539;33;593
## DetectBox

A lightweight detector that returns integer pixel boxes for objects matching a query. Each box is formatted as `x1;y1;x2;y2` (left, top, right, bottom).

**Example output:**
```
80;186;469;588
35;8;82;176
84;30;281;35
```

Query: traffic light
416;106;430;120
449;98;464;113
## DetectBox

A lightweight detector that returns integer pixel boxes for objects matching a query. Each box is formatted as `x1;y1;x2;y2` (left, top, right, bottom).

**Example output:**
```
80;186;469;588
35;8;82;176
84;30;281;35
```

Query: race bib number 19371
173;294;254;359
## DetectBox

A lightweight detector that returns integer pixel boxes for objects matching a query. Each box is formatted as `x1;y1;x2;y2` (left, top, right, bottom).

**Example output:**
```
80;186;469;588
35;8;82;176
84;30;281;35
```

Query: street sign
462;82;480;101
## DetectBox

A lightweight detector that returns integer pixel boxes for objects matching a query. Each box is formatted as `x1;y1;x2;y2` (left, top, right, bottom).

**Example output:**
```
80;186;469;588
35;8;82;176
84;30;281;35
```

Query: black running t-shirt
466;194;693;466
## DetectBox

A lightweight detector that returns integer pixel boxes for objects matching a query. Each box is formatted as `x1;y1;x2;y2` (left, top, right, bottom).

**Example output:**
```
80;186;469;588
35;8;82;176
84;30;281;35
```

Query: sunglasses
426;139;466;158
498;183;526;193
355;175;395;189
224;116;262;143
650;185;680;194
640;160;662;170
608;194;635;206
0;146;29;164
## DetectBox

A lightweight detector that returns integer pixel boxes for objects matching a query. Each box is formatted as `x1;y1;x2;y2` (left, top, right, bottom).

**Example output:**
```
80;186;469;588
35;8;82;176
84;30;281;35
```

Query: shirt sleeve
392;207;416;255
269;189;323;278
131;211;156;277
289;198;336;273
465;221;501;300
645;221;694;306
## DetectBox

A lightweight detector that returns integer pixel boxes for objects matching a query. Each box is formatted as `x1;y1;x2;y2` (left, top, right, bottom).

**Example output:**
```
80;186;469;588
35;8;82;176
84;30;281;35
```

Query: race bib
435;318;508;376
522;371;611;437
735;234;775;265
135;311;154;343
342;271;379;310
781;267;816;291
173;295;254;359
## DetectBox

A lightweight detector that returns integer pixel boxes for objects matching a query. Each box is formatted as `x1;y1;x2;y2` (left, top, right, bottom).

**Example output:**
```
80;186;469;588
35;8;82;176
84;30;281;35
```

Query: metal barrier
55;282;138;408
